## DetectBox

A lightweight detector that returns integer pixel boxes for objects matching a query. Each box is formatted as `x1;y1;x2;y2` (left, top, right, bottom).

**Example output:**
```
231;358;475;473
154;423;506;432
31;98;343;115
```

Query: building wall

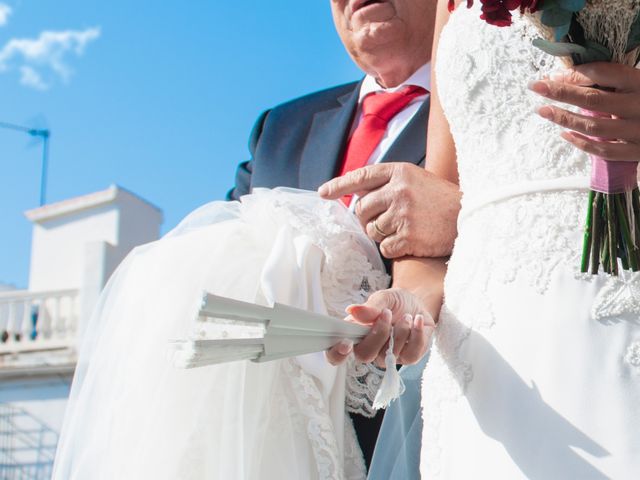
113;189;163;266
28;205;119;292
0;377;71;432
0;376;72;478
27;188;162;294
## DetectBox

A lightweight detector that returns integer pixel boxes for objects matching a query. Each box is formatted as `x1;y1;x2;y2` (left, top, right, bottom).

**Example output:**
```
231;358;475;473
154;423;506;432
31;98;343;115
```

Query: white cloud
20;65;46;90
0;27;101;89
0;3;11;27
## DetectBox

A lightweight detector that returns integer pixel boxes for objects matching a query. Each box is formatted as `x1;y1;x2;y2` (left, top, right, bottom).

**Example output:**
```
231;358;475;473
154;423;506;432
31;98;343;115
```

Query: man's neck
369;58;431;88
359;63;431;101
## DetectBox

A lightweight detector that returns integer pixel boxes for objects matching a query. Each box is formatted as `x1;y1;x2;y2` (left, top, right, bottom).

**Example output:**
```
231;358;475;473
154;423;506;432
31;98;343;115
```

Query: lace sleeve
345;356;385;417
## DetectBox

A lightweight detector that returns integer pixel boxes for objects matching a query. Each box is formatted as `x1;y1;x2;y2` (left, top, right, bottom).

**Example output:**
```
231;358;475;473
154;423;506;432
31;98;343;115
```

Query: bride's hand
529;62;640;162
326;288;436;367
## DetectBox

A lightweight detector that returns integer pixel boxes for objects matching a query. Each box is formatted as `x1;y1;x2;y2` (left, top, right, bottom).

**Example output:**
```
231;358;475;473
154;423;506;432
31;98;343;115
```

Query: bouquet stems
581;188;640;275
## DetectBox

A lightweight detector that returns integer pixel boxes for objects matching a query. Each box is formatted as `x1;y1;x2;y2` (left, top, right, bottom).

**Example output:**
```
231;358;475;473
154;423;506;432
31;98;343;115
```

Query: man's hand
530;62;640;161
318;163;461;259
326;288;437;367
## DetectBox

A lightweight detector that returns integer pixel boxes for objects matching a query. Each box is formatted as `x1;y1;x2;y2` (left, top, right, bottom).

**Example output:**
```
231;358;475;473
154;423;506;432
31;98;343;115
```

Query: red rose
450;0;541;26
480;0;513;26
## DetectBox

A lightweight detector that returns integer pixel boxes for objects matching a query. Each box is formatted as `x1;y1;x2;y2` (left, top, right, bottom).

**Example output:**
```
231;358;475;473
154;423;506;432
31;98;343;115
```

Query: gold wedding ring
373;218;389;238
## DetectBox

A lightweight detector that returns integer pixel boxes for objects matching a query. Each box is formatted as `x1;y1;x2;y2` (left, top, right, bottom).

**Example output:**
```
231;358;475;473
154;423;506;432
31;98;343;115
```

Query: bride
406;0;639;477
52;188;433;480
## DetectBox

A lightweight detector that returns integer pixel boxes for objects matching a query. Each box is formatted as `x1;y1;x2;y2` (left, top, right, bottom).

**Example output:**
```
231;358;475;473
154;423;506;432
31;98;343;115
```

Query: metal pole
0;121;51;206
0;121;32;134
39;132;50;206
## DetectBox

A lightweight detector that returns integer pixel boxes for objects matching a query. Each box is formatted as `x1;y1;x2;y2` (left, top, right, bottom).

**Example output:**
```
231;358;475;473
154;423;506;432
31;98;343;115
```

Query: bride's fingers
528;80;637;118
549;63;640;94
346;304;381;325
347;289;403;325
560;131;640;162
536;106;640;144
353;308;392;363
325;339;354;366
398;314;433;365
392;314;412;357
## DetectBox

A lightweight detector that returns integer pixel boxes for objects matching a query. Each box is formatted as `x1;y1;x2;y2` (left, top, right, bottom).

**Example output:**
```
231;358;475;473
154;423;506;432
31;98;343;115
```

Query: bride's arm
367;0;462;362
327;0;459;367
425;0;459;183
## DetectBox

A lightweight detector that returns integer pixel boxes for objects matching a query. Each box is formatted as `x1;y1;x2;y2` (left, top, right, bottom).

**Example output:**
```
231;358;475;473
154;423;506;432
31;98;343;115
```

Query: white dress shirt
350;62;431;167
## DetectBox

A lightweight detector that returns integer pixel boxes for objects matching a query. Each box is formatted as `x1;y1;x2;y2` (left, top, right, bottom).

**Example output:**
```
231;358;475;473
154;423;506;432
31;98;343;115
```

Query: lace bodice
437;6;590;200
435;5;596;299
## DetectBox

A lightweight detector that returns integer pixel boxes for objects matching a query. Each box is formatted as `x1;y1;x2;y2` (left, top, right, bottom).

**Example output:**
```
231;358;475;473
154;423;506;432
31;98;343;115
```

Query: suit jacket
226;80;430;469
228;80;430;200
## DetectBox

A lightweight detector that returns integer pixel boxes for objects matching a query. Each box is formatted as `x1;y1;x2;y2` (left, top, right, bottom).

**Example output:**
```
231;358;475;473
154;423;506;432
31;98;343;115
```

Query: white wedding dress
52;188;389;480
421;5;640;479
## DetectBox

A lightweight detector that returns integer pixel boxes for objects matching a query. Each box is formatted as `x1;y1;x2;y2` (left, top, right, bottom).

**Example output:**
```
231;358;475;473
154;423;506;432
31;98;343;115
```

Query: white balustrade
0;289;79;354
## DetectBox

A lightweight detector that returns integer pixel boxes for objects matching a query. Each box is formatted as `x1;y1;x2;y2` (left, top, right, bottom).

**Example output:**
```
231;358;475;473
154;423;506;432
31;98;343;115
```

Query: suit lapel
379;96;431;166
298;82;361;190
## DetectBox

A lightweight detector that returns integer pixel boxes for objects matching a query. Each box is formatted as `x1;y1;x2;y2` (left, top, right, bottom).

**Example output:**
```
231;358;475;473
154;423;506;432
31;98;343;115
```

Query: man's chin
352;21;401;51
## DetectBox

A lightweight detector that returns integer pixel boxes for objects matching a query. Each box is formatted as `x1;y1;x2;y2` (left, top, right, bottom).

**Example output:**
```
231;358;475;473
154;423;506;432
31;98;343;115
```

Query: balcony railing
0;289;79;355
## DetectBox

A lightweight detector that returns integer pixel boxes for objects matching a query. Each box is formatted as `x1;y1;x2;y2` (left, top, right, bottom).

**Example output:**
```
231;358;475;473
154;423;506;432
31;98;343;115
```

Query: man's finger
354;189;391;228
325;339;354;366
353;308;392;363
366;211;396;243
318;164;393;199
380;234;412;259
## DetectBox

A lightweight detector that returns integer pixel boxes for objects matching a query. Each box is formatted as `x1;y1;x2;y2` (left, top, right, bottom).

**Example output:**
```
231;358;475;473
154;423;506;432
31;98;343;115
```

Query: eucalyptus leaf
556;0;586;12
541;7;574;28
554;23;571;42
573;41;612;65
532;38;586;56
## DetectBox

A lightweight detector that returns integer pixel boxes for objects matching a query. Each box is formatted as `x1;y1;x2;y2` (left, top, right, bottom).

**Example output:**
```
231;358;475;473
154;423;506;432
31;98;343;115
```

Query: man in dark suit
228;0;460;471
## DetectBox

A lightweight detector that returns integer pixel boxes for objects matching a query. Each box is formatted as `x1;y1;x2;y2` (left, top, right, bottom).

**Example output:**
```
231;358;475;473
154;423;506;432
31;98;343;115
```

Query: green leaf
532;38;586;56
579;41;612;63
556;0;586;12
541;7;574;27
554;23;571;41
627;12;640;53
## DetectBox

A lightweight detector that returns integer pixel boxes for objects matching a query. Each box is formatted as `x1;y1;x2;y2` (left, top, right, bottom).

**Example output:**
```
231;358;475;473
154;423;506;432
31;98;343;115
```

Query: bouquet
452;0;640;275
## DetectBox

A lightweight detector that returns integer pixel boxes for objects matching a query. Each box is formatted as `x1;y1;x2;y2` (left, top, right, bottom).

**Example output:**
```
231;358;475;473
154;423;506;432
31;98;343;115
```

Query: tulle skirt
53;188;389;480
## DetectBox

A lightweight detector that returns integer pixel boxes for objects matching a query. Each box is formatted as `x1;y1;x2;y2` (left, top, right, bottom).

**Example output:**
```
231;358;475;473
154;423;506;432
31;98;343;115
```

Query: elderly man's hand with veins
319;162;461;259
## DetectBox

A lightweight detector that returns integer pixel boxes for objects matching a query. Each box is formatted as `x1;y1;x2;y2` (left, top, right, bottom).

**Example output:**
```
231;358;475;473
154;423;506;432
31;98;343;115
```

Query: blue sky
0;0;362;288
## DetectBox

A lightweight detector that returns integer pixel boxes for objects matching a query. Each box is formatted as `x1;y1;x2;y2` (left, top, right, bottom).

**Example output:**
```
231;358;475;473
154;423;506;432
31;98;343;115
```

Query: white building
0;185;162;479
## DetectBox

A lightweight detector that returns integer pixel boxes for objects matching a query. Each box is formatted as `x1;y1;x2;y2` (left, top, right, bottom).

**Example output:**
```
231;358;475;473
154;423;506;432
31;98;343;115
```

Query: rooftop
24;185;162;223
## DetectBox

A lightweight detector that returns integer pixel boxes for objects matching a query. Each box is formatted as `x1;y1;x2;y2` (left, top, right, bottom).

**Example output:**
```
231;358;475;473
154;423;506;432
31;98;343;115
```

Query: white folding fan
168;293;371;368
168;292;405;409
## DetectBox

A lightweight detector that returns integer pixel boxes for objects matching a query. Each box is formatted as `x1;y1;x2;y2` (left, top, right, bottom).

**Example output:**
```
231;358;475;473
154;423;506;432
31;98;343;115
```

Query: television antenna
0;120;51;206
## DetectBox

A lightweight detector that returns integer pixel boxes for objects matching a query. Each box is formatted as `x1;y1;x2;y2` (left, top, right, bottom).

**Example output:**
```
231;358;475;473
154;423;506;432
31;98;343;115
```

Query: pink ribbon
583;109;639;193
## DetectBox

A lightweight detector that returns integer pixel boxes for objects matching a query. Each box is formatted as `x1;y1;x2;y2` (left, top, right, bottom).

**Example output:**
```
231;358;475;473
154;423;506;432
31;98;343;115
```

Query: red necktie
339;85;428;206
